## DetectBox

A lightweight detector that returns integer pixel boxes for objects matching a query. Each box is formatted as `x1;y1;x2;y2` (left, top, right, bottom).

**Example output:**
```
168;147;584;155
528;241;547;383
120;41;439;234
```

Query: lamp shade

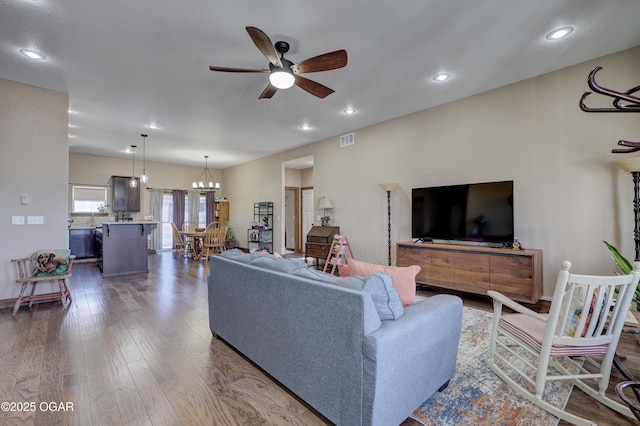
316;196;333;210
379;182;399;192
269;70;295;89
613;157;640;173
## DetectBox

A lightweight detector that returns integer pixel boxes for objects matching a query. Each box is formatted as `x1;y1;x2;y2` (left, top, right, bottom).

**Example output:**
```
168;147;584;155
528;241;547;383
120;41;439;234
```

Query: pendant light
140;134;148;184
130;145;138;188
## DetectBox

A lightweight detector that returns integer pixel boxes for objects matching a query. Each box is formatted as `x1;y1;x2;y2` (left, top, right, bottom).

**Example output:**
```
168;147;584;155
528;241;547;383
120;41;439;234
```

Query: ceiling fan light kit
209;26;347;99
269;66;295;89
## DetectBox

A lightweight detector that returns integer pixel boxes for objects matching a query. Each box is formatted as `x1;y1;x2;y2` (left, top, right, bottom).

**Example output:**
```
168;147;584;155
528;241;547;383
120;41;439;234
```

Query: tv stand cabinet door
454;252;490;294
489;255;538;302
397;245;454;289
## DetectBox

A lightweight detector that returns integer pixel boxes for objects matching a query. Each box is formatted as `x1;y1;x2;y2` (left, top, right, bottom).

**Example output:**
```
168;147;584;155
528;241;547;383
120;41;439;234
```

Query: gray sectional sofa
208;250;463;426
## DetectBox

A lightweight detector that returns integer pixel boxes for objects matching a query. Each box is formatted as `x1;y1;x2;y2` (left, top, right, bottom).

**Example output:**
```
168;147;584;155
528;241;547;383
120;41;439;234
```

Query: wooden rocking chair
487;260;640;425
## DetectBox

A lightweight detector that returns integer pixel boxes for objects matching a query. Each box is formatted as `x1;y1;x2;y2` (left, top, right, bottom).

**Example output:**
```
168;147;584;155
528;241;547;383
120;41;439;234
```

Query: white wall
224;46;640;298
0;79;69;301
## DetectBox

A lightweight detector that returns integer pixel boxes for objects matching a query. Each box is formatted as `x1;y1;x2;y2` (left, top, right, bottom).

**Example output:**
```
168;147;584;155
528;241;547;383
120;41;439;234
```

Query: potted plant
225;227;236;249
604;241;640;310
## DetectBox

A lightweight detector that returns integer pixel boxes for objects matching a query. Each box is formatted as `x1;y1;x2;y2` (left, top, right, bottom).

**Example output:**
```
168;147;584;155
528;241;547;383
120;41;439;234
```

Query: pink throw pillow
346;258;420;306
337;264;351;276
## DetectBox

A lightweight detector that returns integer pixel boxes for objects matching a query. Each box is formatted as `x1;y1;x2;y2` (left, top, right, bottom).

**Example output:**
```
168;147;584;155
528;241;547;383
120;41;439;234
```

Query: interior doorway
282;156;314;254
284;187;300;252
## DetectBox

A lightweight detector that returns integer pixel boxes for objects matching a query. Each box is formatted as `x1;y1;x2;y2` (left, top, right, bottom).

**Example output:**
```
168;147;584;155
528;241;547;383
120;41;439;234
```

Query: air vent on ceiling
340;132;355;147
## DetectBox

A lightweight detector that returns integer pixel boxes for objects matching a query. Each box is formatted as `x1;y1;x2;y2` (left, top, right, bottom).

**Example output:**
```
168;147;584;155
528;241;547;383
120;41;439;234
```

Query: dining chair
181;221;199;257
200;221;228;260
171;222;188;258
487;260;640;425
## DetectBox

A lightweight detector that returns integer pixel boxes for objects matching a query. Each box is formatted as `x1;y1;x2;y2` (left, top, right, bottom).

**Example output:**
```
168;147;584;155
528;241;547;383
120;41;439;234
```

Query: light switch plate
21;194;28;205
12;216;25;225
27;215;44;225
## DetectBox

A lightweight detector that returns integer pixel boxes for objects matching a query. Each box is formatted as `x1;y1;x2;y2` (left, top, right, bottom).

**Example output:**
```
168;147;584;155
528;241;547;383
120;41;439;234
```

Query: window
72;186;108;213
160;193;208;250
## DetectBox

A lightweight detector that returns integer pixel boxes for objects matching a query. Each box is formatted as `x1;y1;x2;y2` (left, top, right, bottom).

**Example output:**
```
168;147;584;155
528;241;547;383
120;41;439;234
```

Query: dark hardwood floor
0;252;638;425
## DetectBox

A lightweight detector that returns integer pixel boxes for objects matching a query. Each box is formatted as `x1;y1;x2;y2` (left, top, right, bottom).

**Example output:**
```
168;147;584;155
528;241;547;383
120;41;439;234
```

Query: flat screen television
411;180;514;244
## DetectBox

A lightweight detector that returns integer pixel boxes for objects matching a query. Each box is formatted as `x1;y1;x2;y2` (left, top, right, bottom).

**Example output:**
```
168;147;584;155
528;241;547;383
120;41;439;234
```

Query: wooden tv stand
396;241;542;303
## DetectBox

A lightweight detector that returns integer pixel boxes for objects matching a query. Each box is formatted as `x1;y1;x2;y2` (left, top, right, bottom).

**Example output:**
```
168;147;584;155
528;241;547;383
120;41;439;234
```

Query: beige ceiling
2;0;640;169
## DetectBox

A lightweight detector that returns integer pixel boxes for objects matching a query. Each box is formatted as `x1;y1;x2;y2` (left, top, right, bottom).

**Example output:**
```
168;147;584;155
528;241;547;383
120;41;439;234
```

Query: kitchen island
98;222;158;277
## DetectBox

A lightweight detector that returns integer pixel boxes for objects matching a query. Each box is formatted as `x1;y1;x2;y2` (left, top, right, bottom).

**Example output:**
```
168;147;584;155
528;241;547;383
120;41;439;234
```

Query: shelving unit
323;235;354;275
248;202;273;253
214;200;229;223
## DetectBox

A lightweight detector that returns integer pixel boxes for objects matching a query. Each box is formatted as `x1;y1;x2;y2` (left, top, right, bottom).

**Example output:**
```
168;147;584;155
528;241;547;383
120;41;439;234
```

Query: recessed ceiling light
546;26;573;40
299;124;312;131
146;123;159;129
19;48;45;60
433;73;451;82
344;107;357;115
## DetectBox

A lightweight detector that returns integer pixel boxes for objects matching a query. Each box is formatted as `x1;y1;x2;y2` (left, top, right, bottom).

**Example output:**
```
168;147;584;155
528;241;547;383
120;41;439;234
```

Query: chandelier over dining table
193;155;220;190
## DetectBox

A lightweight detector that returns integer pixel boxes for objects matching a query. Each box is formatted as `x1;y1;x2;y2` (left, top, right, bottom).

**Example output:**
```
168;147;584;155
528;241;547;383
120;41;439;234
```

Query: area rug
405;303;577;426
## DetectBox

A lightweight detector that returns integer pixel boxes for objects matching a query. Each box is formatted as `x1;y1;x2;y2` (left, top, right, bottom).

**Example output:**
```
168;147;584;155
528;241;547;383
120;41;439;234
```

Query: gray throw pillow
361;272;404;321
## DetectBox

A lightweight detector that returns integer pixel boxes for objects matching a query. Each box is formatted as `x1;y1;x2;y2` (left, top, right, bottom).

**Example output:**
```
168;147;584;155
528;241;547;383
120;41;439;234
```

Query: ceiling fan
209;26;347;99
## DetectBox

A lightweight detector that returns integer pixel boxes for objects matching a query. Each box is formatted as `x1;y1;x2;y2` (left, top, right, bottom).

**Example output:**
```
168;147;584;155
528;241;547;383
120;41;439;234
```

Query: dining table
179;230;207;260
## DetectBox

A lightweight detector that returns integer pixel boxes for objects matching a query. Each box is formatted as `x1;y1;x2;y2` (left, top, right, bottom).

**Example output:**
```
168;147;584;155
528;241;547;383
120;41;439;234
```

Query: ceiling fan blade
246;26;282;68
294;75;334;99
258;84;278;99
291;50;347;74
209;65;269;73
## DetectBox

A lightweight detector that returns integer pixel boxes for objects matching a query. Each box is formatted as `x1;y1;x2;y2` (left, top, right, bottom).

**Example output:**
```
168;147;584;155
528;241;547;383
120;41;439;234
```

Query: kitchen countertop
69;221;159;230
102;221;159;225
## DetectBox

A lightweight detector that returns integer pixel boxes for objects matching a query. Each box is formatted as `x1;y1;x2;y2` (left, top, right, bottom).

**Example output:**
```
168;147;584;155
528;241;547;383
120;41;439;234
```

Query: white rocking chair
487;260;640;426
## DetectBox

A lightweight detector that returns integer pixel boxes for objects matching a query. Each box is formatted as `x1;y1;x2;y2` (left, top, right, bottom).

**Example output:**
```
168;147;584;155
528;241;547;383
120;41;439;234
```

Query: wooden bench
12;250;74;317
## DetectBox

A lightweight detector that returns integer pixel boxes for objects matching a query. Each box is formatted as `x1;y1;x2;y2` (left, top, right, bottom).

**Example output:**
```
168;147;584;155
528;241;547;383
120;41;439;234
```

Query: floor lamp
379;183;399;266
614;157;640;261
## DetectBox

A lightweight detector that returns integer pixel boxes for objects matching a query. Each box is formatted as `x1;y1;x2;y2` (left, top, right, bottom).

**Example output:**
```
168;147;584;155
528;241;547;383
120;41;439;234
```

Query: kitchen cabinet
69;228;97;259
111;176;140;212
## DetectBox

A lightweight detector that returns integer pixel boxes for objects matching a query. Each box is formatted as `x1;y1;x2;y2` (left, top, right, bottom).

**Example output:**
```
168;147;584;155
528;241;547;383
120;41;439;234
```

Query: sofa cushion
291;266;366;288
249;255;307;274
292;268;404;321
220;249;306;273
345;258;420;306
